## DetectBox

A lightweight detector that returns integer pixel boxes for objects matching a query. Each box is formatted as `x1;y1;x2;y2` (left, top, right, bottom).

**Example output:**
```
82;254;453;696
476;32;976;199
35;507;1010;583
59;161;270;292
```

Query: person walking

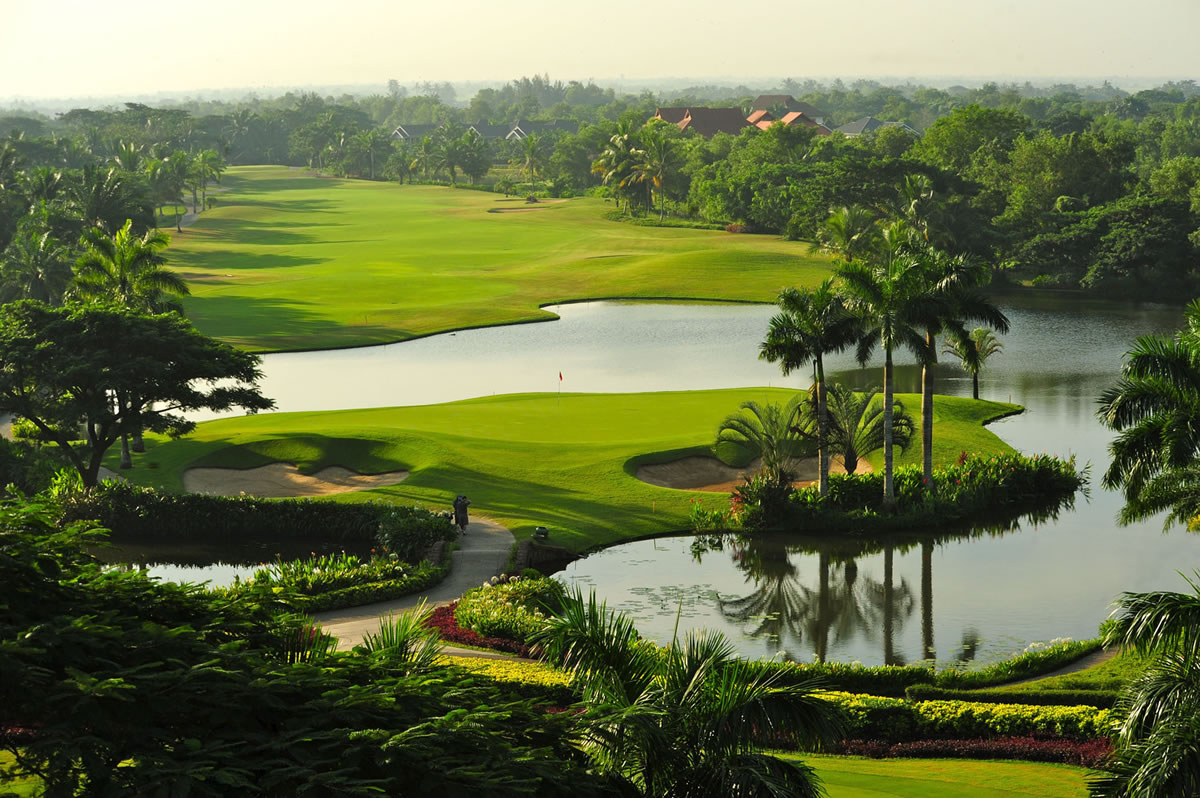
452;494;471;533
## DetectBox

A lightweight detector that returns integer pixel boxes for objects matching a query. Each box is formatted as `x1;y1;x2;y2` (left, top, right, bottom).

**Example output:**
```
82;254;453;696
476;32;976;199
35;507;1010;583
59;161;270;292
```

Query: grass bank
170;166;832;352
798;754;1089;797
113;389;1019;552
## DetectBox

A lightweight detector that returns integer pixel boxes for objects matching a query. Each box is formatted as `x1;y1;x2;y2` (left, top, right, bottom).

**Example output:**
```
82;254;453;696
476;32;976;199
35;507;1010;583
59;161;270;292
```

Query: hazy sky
2;0;1197;99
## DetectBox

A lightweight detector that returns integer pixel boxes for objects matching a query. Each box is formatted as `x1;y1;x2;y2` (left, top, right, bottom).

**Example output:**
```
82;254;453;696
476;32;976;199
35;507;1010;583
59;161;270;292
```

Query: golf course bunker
635;455;870;492
183;463;409;497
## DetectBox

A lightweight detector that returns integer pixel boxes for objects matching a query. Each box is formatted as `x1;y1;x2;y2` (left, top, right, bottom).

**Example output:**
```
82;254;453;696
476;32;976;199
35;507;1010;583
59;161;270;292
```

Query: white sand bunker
636;455;870;492
183;463;409;497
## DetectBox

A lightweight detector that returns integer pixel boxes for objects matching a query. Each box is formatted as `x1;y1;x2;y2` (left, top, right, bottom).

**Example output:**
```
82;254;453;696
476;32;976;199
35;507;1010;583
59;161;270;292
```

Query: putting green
169;167;832;351
801;754;1090;797
115;389;1019;552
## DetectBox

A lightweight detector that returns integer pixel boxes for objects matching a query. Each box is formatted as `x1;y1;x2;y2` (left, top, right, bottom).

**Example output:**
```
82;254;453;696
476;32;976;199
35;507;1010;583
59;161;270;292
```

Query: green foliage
935;638;1104;689
355;600;444;672
57;481;456;561
905;685;1119;708
444;655;577;706
821;691;1112;743
455;575;565;642
785;452;1085;532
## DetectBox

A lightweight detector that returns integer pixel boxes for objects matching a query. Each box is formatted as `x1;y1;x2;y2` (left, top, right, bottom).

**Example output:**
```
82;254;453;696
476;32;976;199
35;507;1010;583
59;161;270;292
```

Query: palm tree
836;238;933;508
629;126;682;221
811;384;915;475
0;225;72;305
593;123;638;215
760;280;860;496
1098;299;1200;529
69;164;154;236
75;220;187;315
513;133;548;181
533;590;842;797
1089;577;1200;797
195;149;225;211
410;136;436;181
943;327;1005;400
715;397;808;485
809;205;881;264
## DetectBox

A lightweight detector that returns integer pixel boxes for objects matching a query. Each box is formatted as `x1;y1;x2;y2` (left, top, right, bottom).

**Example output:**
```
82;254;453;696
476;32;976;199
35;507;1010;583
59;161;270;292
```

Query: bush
784;452;1086;532
934;638;1102;688
905;685;1118;708
821;691;1111;742
837;736;1111;767
747;659;934;698
444;655;576;706
454;576;565;643
57;482;455;563
725;222;749;233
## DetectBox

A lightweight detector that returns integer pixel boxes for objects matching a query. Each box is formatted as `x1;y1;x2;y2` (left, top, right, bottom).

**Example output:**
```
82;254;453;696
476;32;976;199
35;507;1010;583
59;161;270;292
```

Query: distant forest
2;75;1199;301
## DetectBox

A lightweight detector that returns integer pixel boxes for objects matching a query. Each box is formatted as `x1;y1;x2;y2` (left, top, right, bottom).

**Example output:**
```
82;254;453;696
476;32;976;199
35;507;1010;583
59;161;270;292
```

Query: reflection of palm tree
921;540;934;662
718;538;807;654
858;545;915;665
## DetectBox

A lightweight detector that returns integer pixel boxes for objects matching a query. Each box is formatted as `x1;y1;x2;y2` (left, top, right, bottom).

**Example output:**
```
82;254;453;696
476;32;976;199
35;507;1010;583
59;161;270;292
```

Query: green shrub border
904;685;1118;709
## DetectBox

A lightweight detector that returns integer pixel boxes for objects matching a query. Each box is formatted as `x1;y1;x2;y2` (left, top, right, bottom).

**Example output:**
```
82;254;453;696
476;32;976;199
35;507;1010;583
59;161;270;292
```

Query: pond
146;294;1199;668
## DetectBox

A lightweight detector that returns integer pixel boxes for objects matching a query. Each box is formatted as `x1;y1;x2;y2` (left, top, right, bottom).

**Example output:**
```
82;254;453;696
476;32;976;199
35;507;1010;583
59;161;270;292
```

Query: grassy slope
170;167;832;352
998;650;1149;693
799;754;1089;797
117;390;1018;552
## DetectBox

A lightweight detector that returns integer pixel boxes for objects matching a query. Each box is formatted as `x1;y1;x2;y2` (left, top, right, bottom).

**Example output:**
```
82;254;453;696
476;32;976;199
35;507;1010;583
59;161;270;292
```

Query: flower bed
454;576;564;642
442;656;575;705
427;602;531;656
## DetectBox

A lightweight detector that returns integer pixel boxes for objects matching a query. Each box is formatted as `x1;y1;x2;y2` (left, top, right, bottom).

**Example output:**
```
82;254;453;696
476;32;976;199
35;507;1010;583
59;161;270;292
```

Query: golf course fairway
170;166;832;351
116;389;1020;551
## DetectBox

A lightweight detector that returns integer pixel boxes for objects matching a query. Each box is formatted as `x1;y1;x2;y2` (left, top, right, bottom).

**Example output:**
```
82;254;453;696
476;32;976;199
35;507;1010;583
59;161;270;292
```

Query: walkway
314;516;515;650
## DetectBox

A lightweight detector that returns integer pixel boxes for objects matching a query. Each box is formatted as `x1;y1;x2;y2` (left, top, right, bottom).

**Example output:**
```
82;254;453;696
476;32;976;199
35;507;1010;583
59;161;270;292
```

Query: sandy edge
183;462;409;497
636;455;871;492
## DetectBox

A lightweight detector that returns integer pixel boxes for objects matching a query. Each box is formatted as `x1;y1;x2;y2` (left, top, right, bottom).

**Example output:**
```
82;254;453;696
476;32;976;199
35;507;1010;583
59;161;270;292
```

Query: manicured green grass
796;754;1090;797
0;752;40;797
115;389;1019;552
999;650;1149;693
168;166;832;351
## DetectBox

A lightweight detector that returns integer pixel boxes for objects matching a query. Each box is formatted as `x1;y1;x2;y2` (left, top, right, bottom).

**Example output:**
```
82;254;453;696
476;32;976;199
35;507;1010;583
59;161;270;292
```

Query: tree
810;205;881;264
194;149;225;211
943;327;1004;400
759;279;861;496
593;123;639;214
1098;299;1200;528
630;124;682;221
75;219;188;315
513;133;549;180
809;384;915;474
68;163;154;237
533;590;841;797
0;220;72;305
836;234;933;508
715;397;808;485
0;301;274;487
411;135;436;181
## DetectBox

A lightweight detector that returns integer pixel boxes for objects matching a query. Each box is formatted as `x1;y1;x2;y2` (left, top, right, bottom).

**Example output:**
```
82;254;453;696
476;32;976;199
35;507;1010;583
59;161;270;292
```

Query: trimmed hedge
822;691;1112;743
905;685;1118;709
58;482;455;563
837;736;1112;768
299;562;448;613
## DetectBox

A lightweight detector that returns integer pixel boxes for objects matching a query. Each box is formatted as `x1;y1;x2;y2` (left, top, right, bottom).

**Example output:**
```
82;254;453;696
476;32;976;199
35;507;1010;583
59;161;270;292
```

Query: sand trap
183;463;409;497
636;455;870;492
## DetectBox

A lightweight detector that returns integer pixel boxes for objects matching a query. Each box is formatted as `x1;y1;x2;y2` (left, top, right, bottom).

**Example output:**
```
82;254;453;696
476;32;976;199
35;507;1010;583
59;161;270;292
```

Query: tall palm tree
1098;299;1200;529
593;123;638;215
715;397;808;485
760;280;861;496
629;126;682;221
513;133;548;181
913;248;1010;490
0;225;72;305
69;164;154;236
836;238;933;508
533;590;842;797
943;327;1005;400
811;384;915;475
195;149;225;211
410;136;436;181
1089;577;1200;797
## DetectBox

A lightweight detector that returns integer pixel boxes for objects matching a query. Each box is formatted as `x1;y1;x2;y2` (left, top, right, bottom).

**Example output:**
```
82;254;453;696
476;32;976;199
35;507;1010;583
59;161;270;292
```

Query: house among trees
390;123;440;140
654;107;752;138
834;116;921;137
747;109;831;135
750;95;829;127
506;119;578;140
468;122;512;139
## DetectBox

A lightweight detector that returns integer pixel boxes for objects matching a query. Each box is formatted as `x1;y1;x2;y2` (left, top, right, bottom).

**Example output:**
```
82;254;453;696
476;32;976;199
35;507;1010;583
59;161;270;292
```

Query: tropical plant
67;163;154;236
593;122;639;214
355;599;444;672
410;135;436;180
533;590;842;797
810;384;915;474
629;124;682;221
944;327;1005;400
715;396;808;485
74;219;188;314
513;133;549;180
835;232;935;508
809;205;881;264
1098;299;1200;528
1088;576;1200;797
760;279;861;496
0;222;72;304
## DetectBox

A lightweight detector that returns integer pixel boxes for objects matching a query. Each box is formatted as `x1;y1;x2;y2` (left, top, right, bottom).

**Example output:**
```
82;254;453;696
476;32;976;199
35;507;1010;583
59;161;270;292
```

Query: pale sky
2;0;1197;100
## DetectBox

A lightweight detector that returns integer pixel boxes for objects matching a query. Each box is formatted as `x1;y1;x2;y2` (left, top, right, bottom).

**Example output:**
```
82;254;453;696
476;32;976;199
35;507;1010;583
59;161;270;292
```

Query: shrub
746;659;934;698
837;736;1111;767
443;656;576;706
725;222;749;233
905;685;1118;708
58;482;455;562
820;691;1111;742
934;638;1103;688
454;576;565;643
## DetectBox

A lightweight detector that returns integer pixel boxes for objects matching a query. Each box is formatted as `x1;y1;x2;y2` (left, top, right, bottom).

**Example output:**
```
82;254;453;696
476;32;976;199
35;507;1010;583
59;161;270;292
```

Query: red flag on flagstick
559;372;562;381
